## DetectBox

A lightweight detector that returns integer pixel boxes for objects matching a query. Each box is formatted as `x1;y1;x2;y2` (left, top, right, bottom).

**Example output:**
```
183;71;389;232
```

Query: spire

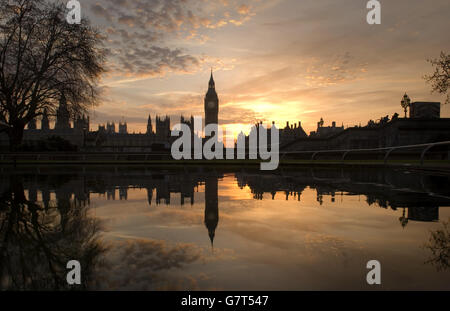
209;68;215;89
147;114;153;135
209;230;215;250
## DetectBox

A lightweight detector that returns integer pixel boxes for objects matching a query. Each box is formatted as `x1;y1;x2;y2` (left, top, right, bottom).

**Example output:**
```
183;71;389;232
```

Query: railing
0;152;172;163
0;141;449;167
280;140;450;166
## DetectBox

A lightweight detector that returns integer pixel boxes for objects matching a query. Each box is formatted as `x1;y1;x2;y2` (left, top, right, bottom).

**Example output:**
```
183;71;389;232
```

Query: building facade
282;102;450;151
1;78;448;154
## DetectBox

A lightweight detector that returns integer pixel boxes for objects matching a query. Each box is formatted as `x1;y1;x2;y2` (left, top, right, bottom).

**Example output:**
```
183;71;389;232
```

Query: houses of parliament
2;70;446;151
0;71;309;151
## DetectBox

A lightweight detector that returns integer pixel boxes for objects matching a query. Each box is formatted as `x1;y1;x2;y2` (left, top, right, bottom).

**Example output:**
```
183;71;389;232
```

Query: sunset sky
80;0;450;135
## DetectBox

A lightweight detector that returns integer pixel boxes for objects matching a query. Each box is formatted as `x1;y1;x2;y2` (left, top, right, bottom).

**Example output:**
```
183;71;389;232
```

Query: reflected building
235;167;450;227
399;206;440;228
204;175;219;247
2;167;223;248
107;189;115;200
235;172;307;201
119;187;128;200
0;177;105;290
2;165;449;236
408;207;439;222
2;167;216;209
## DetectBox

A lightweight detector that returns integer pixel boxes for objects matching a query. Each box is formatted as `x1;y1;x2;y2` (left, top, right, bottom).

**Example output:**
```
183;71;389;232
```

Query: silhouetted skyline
71;0;449;135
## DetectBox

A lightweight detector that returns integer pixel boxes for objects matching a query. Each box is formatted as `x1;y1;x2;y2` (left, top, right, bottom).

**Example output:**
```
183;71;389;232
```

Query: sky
76;0;450;135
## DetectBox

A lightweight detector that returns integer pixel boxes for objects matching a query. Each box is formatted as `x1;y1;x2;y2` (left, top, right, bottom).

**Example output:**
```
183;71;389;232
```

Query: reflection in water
425;220;450;271
235;168;449;227
0;166;449;290
0;176;106;290
94;239;204;290
205;176;219;248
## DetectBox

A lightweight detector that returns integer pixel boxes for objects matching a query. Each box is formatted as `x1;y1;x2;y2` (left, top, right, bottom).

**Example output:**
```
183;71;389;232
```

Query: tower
28;118;37;130
74;115;89;131
204;70;219;127
147;115;153;135
106;122;116;134
55;95;71;130
156;115;170;140
119;122;127;134
204;175;219;248
41;109;49;131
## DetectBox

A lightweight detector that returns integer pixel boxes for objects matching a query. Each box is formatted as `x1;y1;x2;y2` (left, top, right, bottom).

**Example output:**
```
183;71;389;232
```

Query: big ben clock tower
204;70;219;126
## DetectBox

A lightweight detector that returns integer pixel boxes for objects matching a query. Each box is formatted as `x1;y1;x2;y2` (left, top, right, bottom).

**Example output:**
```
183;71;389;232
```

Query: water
0;165;449;290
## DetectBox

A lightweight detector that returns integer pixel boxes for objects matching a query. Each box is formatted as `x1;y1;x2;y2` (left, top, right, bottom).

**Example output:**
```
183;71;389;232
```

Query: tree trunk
8;124;25;152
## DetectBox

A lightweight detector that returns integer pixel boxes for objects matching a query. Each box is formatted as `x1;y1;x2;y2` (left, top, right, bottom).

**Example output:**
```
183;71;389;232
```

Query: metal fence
1;140;450;166
280;140;450;165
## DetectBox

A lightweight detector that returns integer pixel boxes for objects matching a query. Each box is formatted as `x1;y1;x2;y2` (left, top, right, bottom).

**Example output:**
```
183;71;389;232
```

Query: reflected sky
1;166;449;290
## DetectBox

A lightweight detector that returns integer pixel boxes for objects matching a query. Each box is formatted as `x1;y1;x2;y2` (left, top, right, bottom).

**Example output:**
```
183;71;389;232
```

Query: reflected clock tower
204;70;219;127
204;175;219;248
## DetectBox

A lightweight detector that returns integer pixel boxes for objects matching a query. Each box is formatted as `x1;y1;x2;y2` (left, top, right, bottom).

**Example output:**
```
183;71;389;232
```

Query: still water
1;165;449;290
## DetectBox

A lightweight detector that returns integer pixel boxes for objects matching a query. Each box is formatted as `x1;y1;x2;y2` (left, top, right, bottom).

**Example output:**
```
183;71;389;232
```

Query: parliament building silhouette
0;72;449;152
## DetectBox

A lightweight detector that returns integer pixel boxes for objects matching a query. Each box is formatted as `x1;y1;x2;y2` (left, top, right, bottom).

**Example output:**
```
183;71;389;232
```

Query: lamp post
401;93;411;118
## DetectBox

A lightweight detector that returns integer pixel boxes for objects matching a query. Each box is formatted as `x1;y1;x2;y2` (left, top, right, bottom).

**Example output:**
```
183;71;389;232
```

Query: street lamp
400;93;411;118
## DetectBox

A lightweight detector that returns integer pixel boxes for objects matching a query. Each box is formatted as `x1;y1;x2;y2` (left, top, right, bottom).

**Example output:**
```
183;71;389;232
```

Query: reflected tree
0;176;106;290
424;219;450;271
399;208;408;228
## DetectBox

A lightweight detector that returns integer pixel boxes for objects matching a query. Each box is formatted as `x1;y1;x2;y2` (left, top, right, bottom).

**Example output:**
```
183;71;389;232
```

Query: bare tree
424;219;450;272
0;0;106;150
424;51;450;105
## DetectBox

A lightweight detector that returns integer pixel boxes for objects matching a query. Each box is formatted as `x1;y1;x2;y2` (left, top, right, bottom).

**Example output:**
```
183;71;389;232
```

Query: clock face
208;101;216;109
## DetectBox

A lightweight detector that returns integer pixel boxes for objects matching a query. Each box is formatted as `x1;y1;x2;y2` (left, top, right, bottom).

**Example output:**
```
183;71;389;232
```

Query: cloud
90;3;113;21
237;5;250;15
85;0;259;79
94;238;205;290
82;0;449;133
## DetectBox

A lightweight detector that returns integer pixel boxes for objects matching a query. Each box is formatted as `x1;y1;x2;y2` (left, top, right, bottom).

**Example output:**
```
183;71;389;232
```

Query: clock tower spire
205;69;219;126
